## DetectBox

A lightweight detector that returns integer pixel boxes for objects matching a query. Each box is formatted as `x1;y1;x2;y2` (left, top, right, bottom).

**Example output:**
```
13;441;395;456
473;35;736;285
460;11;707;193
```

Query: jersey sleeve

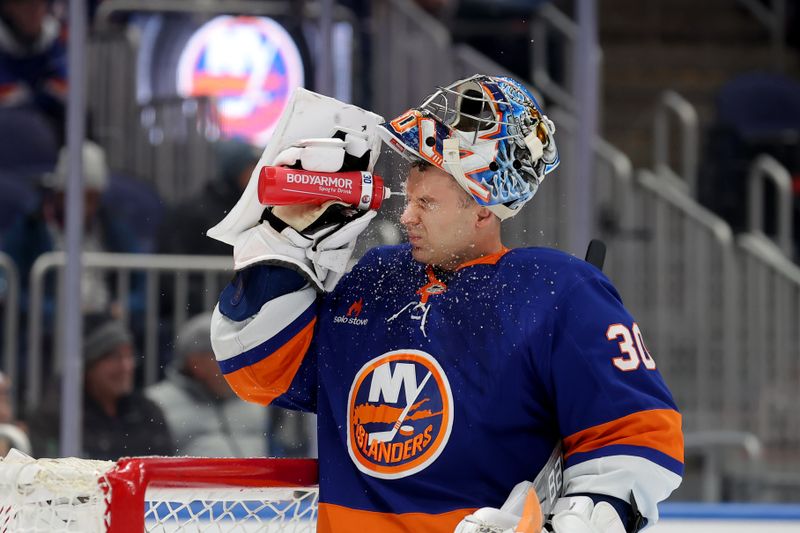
541;275;683;523
210;265;319;413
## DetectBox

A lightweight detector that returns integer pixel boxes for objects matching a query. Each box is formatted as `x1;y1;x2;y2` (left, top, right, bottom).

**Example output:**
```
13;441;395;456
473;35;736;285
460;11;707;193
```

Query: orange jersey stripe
456;247;510;270
317;502;475;533
563;409;684;463
222;318;316;406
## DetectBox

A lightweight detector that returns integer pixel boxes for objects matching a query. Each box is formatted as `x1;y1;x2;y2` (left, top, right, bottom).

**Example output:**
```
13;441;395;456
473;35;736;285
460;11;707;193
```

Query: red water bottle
257;166;395;210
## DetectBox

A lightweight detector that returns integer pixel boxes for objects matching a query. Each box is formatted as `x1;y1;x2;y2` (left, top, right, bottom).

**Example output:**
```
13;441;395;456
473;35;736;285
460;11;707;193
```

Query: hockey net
0;449;319;532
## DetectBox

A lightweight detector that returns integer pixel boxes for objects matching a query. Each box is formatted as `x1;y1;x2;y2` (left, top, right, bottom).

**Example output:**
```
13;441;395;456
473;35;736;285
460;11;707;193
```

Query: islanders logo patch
347;350;453;480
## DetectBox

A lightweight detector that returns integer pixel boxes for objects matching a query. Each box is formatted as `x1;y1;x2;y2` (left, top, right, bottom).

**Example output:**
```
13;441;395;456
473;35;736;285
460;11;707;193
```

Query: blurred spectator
101;173;164;253
157;139;260;257
145;313;270;457
28;313;174;459
3;141;143;313
0;0;67;138
0;370;30;456
154;139;259;342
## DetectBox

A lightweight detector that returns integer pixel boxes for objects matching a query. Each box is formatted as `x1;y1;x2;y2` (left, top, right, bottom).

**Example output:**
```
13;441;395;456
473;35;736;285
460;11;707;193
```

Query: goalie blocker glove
232;203;376;293
231;132;377;293
272;128;372;174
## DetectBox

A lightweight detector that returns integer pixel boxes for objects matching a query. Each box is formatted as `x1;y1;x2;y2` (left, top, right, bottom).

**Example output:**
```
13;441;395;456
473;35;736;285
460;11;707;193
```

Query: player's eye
419;198;436;210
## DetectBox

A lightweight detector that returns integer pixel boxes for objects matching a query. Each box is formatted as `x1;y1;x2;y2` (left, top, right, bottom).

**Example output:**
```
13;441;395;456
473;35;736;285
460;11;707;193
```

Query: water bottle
257;166;397;211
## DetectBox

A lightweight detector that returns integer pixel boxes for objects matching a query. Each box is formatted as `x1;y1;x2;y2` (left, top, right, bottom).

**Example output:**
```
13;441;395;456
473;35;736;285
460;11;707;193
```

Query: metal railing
635;169;741;434
737;233;800;441
632;153;800;498
506;79;796;494
733;225;800;498
747;154;794;257
481;97;799;488
549;106;743;444
685;430;763;502
530;2;602;116
519;107;635;252
653;90;700;196
87;27;221;203
25;252;231;414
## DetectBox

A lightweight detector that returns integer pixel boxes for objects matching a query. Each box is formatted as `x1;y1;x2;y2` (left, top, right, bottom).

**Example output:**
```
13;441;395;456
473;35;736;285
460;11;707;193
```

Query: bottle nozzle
384;187;405;199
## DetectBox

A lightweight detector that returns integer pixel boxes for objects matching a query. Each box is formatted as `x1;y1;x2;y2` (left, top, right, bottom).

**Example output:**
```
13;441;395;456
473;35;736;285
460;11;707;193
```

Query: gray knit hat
44;141;110;192
173;313;214;369
83;316;133;366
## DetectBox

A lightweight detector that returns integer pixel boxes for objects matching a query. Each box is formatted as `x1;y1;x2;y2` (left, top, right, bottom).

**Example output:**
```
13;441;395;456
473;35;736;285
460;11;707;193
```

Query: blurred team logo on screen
347;350;453;479
177;16;304;145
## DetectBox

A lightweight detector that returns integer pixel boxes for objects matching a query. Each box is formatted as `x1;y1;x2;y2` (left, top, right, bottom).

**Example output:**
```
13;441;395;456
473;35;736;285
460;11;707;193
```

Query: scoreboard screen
135;14;308;145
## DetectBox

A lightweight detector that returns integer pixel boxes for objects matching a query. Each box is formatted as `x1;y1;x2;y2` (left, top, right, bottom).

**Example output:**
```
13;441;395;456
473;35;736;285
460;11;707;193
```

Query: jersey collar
454;246;510;271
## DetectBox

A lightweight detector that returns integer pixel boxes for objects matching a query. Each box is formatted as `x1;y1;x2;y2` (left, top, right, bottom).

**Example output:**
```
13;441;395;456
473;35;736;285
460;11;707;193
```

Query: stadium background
1;0;800;527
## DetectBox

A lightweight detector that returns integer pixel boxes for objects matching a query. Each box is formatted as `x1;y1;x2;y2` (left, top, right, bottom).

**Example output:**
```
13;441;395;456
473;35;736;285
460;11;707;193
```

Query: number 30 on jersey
606;323;656;371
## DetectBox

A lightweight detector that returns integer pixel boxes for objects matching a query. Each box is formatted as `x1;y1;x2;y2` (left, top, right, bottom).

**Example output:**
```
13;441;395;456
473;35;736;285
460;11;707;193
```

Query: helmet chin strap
442;137;520;221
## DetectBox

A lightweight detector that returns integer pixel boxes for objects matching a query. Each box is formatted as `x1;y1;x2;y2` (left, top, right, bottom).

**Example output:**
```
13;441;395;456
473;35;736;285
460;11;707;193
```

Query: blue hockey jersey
211;245;683;532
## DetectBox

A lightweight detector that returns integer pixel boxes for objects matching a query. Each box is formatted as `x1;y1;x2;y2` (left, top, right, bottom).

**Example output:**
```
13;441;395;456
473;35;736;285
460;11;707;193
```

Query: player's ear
475;206;495;228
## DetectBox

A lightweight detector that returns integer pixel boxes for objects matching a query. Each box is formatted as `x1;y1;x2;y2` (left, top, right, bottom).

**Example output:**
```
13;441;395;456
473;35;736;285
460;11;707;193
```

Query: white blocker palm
232;132;376;292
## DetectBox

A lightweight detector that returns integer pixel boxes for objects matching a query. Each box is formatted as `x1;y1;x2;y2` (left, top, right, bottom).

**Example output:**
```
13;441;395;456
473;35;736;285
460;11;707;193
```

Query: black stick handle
584;239;607;271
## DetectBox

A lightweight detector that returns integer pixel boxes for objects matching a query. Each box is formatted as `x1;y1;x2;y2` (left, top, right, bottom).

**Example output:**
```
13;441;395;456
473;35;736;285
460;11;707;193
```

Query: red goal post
0;451;319;532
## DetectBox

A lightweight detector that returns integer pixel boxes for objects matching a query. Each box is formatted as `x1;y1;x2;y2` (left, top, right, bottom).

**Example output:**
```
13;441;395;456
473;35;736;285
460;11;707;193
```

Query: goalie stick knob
584;239;607;271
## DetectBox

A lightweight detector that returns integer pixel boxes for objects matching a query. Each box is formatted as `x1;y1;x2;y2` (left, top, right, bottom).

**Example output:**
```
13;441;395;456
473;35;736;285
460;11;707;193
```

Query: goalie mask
378;75;559;220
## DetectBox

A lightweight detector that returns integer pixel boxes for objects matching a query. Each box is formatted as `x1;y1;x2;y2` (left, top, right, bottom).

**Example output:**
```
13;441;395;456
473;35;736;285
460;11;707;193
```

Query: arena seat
716;72;800;142
101;173;164;253
0;107;59;174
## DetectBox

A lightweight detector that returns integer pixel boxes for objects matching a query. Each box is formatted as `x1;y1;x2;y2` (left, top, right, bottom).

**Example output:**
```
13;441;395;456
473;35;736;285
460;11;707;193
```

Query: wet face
400;165;484;269
85;343;135;404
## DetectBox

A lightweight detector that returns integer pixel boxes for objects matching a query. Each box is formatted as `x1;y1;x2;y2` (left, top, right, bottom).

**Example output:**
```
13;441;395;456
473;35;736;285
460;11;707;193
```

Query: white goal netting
0;449;319;532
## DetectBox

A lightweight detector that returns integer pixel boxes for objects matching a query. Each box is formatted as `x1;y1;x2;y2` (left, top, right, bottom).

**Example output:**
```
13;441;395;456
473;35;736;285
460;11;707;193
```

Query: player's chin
410;246;431;263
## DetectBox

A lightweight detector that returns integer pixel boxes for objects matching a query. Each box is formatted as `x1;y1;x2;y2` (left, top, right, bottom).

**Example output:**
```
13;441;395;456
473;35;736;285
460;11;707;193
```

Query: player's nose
399;203;418;226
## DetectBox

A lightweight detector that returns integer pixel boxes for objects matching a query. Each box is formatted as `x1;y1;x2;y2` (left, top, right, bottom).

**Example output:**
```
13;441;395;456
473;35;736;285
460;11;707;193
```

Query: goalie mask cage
0;451;319;532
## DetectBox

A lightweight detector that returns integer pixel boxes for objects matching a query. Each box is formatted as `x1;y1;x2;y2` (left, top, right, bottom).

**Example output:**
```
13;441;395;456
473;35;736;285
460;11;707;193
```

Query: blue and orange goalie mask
378;74;559;220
